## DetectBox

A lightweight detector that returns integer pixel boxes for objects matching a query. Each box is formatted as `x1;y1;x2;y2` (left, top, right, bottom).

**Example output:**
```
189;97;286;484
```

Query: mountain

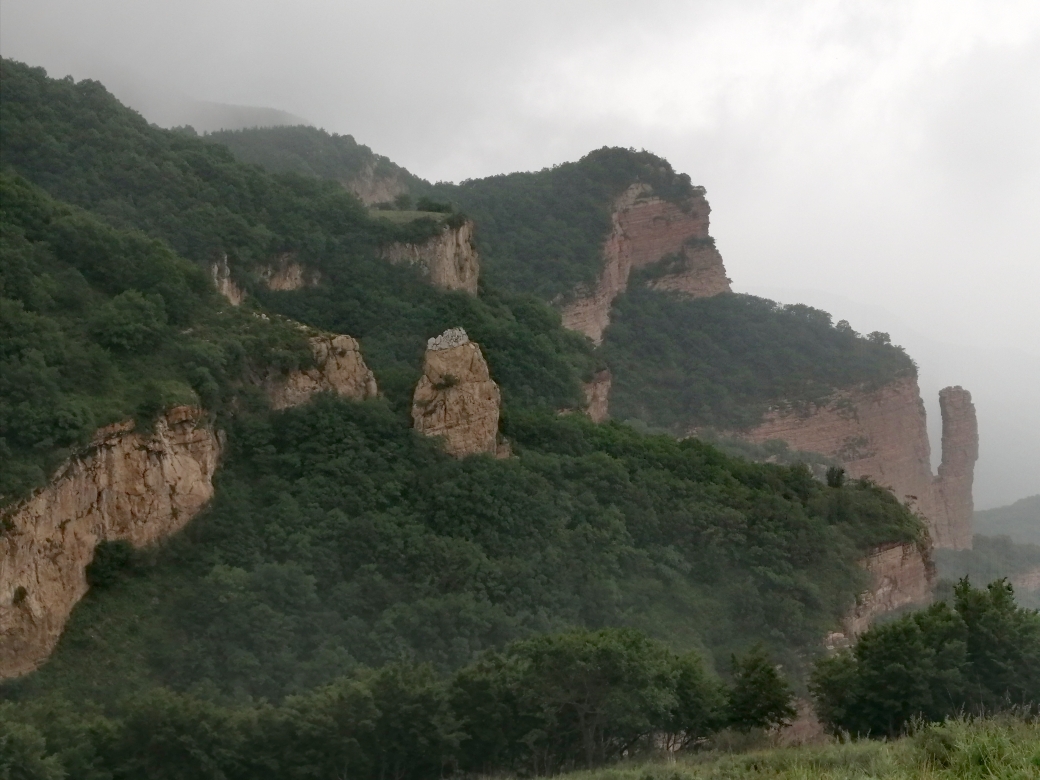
0;58;930;716
212;125;980;551
975;495;1040;545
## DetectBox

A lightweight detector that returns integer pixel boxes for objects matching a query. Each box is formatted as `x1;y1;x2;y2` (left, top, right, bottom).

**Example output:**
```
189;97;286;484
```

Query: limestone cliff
0;408;220;678
411;328;503;457
742;378;978;550
266;333;378;410
828;542;934;646
211;254;245;306
382;221;480;294
258;253;320;291
583;369;612;423
560;184;731;343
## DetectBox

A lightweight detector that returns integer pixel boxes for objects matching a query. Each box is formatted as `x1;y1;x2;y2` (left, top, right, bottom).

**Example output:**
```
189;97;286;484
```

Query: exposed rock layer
412;329;502;457
382;221;480;294
266;334;378;410
344;160;409;205
834;542;933;644
560;185;731;343
211;254;245;306
0;408;220;678
583;370;612;423
258;253;319;291
742;378;978;549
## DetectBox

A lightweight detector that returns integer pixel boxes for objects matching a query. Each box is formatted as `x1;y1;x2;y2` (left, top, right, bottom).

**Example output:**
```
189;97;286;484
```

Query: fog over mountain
2;0;1037;505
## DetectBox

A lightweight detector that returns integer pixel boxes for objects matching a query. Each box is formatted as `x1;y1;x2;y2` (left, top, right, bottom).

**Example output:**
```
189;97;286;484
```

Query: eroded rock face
266;334;378;410
742;378;978;549
211;253;245;306
345;160;410;205
0;408;221;678
583;370;612;423
382;221;480;294
561;184;732;343
828;542;934;647
412;328;502;457
258;253;320;291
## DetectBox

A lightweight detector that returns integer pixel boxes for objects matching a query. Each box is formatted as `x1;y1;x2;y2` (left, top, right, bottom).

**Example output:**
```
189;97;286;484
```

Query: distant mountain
976;495;1040;544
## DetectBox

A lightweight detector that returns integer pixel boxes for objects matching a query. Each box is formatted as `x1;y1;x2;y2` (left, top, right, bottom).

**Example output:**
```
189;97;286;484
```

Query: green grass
560;717;1040;779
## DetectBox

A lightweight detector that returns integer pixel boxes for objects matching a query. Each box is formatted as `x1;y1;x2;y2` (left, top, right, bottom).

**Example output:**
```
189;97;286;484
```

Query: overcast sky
2;0;1038;506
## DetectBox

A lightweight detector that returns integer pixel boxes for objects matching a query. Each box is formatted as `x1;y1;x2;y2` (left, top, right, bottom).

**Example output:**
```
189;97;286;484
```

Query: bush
86;540;136;589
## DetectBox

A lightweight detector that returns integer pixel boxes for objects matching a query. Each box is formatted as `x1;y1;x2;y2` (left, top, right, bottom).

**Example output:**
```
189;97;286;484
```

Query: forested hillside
210;125;916;434
0;59;941;774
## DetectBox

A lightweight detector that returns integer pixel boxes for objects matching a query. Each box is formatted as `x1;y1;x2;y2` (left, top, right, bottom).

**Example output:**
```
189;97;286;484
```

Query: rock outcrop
583;369;612;423
560;184;731;343
382;221;480;294
345;160;410;206
827;542;934;647
0;408;220;678
742;378;978;549
211;254;245;306
258;253;320;291
266;334;378;410
411;328;503;457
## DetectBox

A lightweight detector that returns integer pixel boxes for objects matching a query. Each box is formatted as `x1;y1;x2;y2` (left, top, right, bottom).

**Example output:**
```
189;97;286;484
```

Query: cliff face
344;160;410;206
412;328;503;457
258;253;320;291
0;408;220;678
266;334;378;410
743;378;978;549
583;370;612;423
211;254;245;306
560;184;731;343
382;221;480;294
829;542;934;646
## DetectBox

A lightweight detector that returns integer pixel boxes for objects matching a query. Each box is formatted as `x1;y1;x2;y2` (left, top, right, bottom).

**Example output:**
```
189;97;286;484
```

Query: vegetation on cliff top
603;288;918;432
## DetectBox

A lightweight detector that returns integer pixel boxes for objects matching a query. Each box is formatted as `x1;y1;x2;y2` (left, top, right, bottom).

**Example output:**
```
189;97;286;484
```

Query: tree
726;646;796;732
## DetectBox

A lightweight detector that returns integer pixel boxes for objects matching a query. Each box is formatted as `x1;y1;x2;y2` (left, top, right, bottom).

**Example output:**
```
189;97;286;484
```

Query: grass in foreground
562;718;1040;780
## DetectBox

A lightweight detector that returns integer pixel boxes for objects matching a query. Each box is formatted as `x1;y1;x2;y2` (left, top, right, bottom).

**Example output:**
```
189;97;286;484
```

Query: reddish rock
561;184;731;343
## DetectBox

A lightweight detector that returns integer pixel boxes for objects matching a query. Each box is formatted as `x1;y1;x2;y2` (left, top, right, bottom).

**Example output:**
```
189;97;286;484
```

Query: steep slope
974;495;1040;545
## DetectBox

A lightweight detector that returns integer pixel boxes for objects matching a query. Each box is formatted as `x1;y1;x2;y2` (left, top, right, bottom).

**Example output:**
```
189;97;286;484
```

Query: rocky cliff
211;254;245;306
258;253;320;291
583;369;612;423
0;407;220;678
411;328;503;457
266;333;378;410
560;184;731;343
345;160;410;206
742;378;978;549
828;541;934;646
382;221;480;294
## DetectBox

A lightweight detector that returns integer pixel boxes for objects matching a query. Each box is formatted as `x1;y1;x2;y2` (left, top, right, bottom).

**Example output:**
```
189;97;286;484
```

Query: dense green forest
974;495;1040;545
603;289;917;431
936;534;1040;610
206;124;427;198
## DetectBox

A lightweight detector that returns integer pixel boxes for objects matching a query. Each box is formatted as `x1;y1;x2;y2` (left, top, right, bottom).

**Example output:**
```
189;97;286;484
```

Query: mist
2;0;1037;507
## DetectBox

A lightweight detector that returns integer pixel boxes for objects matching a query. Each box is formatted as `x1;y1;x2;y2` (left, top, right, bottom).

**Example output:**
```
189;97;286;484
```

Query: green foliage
726;646;797;732
0;172;311;502
811;579;1040;737
427;147;698;300
936;534;1040;610
85;540;136;589
825;467;846;489
603;290;917;431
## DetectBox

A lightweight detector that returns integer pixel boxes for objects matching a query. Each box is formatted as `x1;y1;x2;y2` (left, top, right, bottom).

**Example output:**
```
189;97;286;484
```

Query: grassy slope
563;718;1040;780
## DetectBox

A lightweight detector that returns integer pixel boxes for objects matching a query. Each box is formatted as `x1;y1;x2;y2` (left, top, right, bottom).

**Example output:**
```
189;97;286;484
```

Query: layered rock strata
0;407;220;678
742;378;978;549
828;542;934;646
266;334;378;410
411;328;503;457
560;184;731;343
382;221;480;294
583;369;612;423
